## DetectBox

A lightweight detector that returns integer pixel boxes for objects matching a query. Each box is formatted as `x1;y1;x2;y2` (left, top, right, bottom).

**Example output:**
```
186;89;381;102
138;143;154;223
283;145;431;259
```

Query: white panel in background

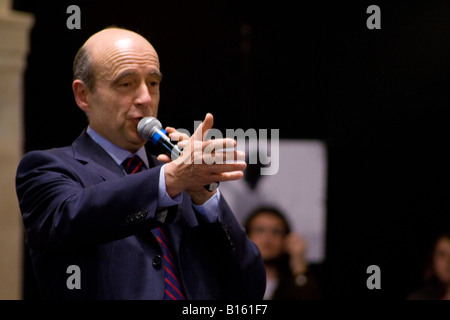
220;139;327;263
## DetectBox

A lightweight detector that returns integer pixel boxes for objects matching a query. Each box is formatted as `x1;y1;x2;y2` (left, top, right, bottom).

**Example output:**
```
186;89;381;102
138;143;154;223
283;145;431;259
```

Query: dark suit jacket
16;130;266;300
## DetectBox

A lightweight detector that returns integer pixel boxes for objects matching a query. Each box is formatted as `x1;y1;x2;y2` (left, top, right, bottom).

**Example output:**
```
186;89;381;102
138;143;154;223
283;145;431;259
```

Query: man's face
86;36;161;152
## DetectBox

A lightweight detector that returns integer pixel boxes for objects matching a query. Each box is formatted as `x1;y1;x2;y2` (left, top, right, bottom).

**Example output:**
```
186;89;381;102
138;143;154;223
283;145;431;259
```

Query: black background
13;0;450;300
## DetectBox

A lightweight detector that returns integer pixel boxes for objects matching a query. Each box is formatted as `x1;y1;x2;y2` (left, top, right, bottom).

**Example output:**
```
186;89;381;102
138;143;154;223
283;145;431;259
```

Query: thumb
193;113;214;141
157;154;172;163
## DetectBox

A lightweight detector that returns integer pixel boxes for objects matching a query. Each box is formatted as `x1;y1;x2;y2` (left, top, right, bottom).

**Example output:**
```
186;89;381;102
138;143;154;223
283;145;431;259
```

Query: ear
72;79;90;113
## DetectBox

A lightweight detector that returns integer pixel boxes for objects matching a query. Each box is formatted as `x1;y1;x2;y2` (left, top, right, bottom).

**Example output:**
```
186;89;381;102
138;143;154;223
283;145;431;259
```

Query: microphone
137;117;182;160
137;117;219;192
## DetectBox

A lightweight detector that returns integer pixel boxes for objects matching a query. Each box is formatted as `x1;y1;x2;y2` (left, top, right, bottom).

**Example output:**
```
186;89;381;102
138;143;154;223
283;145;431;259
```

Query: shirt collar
86;126;149;169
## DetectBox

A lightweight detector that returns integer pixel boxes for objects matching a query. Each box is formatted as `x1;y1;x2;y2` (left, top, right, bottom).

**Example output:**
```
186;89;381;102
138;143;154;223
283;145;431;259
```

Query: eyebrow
112;69;163;84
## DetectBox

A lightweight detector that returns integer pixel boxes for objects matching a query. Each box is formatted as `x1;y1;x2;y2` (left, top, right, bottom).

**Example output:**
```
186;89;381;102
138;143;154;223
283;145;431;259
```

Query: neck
264;264;279;280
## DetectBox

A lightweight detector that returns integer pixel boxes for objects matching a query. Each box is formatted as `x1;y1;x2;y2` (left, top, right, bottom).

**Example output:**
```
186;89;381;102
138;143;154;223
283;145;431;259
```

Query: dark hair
73;45;95;91
244;206;292;235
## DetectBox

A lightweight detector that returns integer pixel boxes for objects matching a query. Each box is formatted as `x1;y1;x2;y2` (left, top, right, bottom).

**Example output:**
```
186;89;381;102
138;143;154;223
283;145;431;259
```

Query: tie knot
122;155;144;174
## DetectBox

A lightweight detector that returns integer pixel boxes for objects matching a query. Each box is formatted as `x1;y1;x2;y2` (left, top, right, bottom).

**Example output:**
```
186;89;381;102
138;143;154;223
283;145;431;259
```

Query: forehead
251;213;285;226
436;238;450;250
90;35;161;80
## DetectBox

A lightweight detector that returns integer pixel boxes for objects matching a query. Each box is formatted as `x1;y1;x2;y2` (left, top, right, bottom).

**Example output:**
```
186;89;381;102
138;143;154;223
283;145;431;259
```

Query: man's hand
158;113;246;204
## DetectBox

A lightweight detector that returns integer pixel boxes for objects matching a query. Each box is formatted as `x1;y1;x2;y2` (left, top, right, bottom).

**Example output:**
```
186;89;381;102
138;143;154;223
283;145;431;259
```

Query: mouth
130;117;144;124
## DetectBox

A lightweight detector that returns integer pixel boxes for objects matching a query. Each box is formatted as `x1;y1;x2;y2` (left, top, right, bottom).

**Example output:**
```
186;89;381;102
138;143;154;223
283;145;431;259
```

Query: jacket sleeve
16;150;170;251
187;195;267;300
218;197;266;300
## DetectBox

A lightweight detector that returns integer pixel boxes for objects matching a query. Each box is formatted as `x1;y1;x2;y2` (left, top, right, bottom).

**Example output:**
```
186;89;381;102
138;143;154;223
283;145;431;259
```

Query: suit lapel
72;129;125;180
73;130;194;288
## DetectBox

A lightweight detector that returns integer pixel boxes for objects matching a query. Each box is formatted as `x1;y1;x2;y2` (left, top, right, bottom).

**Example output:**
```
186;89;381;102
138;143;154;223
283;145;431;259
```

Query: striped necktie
153;227;186;300
122;155;144;174
122;154;185;300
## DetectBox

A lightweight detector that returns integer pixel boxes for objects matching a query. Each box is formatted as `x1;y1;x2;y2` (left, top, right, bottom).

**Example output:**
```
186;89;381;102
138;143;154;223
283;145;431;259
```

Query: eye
116;77;136;88
251;227;266;234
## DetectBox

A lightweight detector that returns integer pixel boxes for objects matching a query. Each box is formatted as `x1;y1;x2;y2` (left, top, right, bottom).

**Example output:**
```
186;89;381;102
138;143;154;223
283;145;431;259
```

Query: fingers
180;138;238;160
157;154;172;163
167;127;189;142
195;162;246;185
165;127;176;134
203;150;246;165
167;114;218;152
193;113;214;142
202;113;214;139
284;233;307;256
167;114;236;152
203;137;236;149
162;113;247;190
210;161;247;173
211;170;245;182
177;140;189;149
192;169;245;185
169;125;243;165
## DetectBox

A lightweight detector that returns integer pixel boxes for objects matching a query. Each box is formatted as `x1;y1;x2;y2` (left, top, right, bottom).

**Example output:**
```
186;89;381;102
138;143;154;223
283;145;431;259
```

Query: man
16;27;266;300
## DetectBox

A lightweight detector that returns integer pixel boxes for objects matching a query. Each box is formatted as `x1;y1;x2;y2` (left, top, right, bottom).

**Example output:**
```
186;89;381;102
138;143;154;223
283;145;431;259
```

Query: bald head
72;27;162;152
73;28;160;91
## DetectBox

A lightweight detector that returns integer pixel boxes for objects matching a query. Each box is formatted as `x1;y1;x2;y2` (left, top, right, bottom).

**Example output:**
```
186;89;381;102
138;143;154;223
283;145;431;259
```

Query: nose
134;82;152;106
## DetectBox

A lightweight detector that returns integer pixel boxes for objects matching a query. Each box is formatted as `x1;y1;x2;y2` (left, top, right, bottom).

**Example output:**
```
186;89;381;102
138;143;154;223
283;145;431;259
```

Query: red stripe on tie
164;266;181;287
163;253;177;271
165;289;177;300
157;227;168;242
131;161;143;174
155;235;174;260
155;235;168;251
126;157;133;170
165;278;185;299
156;228;175;259
154;227;185;300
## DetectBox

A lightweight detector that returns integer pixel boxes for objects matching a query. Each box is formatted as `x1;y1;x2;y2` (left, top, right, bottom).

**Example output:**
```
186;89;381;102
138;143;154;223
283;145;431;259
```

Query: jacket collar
71;129;159;180
72;129;124;180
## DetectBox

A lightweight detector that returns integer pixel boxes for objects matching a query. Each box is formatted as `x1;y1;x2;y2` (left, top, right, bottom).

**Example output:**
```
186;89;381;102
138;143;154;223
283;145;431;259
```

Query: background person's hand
284;233;308;276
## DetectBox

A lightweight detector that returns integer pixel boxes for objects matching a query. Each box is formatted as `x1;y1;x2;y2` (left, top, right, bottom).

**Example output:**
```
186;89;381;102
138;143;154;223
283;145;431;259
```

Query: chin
123;135;146;152
131;140;146;151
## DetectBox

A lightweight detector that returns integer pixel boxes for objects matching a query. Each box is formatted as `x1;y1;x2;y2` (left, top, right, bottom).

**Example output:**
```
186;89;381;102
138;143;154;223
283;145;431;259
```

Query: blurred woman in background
407;232;450;300
244;206;321;300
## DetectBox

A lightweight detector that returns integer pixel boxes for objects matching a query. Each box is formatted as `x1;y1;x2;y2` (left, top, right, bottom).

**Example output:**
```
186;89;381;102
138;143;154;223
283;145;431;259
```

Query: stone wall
0;0;33;300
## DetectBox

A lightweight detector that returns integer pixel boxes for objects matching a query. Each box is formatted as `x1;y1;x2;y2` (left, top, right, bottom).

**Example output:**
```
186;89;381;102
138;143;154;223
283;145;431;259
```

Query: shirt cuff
192;189;221;223
158;164;183;209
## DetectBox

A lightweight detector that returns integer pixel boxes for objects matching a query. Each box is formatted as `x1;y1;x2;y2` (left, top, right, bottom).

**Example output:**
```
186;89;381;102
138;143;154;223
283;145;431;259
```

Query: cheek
249;235;267;251
435;258;448;272
89;89;118;115
110;97;135;122
153;90;160;103
270;238;284;252
252;235;281;251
